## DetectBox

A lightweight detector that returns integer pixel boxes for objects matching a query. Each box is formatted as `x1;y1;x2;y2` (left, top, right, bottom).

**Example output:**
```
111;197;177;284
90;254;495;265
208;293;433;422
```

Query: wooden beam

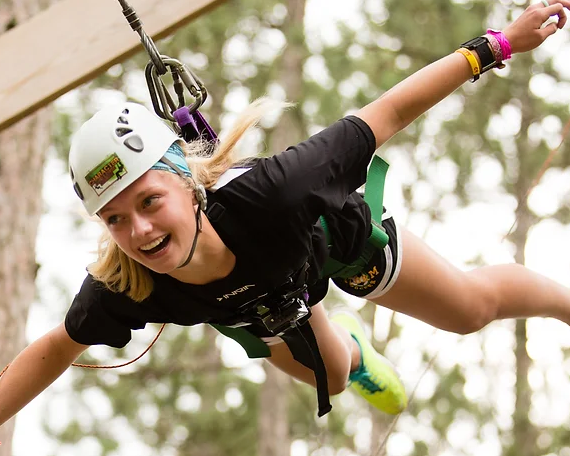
0;0;226;131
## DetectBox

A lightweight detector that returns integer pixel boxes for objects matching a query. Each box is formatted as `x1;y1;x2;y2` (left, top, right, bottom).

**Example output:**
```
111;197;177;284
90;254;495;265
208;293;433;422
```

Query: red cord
0;323;166;378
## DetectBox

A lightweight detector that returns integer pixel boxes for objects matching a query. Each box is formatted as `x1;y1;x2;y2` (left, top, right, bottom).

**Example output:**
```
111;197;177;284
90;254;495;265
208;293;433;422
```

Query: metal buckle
262;299;311;336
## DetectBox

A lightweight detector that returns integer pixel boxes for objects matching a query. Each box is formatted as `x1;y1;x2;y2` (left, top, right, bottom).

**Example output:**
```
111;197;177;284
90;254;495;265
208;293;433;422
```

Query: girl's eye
107;215;120;226
142;196;158;209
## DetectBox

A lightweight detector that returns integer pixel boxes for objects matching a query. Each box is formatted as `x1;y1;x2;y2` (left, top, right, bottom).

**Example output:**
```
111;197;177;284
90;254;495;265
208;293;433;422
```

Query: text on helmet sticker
85;153;128;196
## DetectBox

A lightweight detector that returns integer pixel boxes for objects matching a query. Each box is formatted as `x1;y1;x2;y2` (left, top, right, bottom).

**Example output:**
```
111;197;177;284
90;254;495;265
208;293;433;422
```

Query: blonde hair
88;97;291;302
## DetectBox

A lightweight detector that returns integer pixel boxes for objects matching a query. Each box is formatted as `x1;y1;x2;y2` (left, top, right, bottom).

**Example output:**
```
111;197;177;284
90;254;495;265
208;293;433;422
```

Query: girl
2;0;570;427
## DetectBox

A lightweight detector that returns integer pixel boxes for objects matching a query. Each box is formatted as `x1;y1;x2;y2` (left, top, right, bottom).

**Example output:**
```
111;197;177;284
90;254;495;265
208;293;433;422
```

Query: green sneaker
330;310;407;414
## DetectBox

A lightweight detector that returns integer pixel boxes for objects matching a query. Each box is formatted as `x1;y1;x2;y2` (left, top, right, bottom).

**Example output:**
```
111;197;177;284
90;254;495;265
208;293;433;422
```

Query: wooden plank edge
0;0;226;131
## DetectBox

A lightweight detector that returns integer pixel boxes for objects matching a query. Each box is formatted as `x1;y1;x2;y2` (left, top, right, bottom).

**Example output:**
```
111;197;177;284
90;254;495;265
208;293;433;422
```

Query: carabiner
145;57;208;122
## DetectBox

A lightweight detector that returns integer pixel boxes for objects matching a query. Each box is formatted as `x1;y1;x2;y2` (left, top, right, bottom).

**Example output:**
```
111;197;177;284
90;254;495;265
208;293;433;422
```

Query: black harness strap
206;200;332;416
281;324;332;416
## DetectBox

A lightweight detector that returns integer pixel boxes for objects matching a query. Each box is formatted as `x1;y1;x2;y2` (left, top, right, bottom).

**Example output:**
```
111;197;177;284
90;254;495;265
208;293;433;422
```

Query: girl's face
99;170;198;274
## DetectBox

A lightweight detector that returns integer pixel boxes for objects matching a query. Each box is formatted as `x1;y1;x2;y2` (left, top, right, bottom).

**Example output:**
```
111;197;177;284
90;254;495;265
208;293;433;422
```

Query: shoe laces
350;367;387;394
347;333;388;395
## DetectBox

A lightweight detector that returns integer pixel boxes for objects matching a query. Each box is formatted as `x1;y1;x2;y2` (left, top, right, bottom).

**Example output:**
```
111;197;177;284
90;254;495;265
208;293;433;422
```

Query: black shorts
332;210;402;299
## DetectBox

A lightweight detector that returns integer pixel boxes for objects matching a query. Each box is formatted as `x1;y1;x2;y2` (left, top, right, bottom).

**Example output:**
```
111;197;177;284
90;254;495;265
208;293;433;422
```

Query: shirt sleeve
232;116;376;217
65;275;135;348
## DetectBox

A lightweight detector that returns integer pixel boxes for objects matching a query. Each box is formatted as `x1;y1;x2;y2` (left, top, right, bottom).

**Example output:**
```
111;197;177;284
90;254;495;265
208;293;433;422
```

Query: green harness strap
210;155;390;359
366;155;390;248
211;323;271;358
320;155;390;279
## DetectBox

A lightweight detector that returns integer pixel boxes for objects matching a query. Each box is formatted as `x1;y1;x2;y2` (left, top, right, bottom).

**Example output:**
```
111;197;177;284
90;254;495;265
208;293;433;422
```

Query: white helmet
69;102;179;216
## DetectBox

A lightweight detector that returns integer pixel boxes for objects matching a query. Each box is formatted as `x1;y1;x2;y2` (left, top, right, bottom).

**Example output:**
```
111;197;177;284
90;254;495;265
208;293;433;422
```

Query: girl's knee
451;274;500;335
326;367;350;395
451;312;493;335
319;343;351;394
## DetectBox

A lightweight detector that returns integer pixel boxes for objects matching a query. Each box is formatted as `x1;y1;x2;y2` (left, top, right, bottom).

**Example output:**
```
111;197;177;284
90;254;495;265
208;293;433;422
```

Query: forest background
2;0;570;455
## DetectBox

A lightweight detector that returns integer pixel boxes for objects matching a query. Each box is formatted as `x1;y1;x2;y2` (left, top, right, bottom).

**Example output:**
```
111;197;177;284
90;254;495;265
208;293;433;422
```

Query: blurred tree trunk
258;364;291;456
258;1;307;454
266;0;307;149
508;210;538;456
505;52;539;456
190;326;225;456
0;2;54;454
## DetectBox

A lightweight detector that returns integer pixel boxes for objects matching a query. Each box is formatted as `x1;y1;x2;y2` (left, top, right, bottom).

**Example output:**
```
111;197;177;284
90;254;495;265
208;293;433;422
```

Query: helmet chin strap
177;205;202;269
157;155;207;270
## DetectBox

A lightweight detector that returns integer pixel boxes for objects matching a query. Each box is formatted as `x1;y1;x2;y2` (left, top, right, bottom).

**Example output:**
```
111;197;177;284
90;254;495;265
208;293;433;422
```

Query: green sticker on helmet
85;153;128;196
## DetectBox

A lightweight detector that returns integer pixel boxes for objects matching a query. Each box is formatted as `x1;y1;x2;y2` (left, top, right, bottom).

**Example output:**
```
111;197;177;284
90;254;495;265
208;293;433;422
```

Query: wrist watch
460;36;496;74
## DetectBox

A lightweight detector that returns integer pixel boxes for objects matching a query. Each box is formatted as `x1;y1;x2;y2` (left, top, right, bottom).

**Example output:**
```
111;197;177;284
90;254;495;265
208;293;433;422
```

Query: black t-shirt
65;115;377;348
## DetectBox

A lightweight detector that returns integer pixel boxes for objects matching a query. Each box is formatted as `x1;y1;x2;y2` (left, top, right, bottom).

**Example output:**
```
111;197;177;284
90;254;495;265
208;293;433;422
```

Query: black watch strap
460;36;496;74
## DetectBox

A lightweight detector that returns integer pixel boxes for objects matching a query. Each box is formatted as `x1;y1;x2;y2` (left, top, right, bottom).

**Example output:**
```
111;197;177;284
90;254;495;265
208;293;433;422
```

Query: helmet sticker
85;153;128;196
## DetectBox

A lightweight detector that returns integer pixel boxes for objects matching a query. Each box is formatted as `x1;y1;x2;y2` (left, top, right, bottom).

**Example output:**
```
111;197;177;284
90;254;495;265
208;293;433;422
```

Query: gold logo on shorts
345;266;379;290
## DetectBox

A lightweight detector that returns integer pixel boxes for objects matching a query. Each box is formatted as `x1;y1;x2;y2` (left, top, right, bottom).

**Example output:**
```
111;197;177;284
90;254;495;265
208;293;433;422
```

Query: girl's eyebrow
99;206;115;216
99;186;163;215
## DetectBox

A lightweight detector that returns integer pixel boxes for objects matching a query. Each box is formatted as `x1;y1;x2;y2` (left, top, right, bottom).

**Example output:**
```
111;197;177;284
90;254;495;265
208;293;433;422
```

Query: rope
0;324;166;379
117;0;167;75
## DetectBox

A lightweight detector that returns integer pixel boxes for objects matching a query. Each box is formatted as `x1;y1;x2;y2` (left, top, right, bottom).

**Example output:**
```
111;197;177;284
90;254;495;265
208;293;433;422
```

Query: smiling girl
2;0;570;428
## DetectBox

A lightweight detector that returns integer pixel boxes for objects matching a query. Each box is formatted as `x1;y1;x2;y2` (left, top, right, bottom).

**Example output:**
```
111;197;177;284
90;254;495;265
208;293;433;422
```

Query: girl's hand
504;0;570;54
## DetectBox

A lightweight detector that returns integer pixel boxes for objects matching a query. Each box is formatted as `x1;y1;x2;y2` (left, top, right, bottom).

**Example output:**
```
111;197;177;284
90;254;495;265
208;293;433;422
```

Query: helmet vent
122;108;130;115
117;116;129;125
115;127;133;137
73;182;84;200
124;135;144;152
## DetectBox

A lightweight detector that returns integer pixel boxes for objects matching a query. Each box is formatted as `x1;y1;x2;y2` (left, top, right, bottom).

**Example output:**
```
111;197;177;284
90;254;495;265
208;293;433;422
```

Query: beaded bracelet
484;34;506;69
486;29;512;61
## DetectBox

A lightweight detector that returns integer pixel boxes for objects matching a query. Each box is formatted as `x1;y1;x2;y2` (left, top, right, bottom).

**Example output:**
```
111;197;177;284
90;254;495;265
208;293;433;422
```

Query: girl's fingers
554;4;568;27
543;3;567;28
540;20;560;38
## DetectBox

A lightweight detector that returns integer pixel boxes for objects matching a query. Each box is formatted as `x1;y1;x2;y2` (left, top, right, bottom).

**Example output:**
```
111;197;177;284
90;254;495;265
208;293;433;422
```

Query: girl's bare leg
266;303;360;394
373;225;570;333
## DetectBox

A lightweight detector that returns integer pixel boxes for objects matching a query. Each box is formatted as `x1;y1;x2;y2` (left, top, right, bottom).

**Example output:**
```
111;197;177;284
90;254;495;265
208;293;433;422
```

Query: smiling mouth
139;234;171;255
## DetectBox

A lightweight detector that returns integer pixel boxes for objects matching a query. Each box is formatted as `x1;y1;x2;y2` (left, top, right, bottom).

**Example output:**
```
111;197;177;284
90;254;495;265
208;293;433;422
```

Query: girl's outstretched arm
357;0;570;148
0;322;89;427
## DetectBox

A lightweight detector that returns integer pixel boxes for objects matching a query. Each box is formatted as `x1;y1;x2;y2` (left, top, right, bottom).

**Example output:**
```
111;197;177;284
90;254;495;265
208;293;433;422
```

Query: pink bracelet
484;34;506;69
486;29;512;60
484;34;503;62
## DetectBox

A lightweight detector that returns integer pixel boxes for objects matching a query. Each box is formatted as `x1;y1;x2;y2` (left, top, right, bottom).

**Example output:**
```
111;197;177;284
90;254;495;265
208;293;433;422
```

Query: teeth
140;235;167;251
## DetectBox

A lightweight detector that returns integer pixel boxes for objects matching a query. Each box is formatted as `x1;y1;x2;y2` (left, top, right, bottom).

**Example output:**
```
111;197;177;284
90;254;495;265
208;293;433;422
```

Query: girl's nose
131;213;153;238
